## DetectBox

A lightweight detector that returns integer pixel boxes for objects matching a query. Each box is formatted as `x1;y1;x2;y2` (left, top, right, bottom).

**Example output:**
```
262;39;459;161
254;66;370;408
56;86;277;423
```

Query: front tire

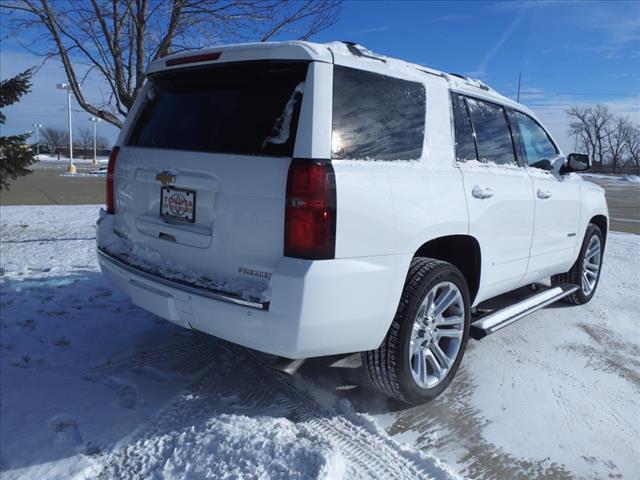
362;258;470;405
552;223;604;305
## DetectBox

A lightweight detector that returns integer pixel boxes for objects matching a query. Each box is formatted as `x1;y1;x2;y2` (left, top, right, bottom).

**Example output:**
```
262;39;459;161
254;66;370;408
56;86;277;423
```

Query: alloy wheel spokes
581;236;601;295
409;281;465;389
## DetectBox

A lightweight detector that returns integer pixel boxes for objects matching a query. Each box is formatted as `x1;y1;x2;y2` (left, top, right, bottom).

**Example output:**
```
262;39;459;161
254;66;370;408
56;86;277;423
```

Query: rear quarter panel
331;74;468;259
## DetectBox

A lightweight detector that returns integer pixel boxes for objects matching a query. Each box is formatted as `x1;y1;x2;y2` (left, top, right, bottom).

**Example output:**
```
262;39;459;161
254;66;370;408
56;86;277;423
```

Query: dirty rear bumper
97;214;410;359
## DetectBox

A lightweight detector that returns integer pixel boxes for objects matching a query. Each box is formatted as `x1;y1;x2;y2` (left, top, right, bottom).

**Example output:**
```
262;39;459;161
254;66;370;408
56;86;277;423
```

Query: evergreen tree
0;69;35;190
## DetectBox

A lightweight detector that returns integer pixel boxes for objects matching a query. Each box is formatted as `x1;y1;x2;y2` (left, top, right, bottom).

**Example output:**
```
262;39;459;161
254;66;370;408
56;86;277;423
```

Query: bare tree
96;134;110;151
2;0;341;129
623;124;640;175
76;127;94;158
604;117;630;174
568;105;612;172
40;126;66;154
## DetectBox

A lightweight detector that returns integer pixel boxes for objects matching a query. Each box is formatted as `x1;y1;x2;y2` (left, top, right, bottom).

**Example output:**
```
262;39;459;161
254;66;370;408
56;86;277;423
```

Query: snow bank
623;175;640;184
581;173;640;184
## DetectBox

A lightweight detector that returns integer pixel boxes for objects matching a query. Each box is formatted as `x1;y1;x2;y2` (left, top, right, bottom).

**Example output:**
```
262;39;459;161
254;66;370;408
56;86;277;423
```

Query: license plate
160;187;196;223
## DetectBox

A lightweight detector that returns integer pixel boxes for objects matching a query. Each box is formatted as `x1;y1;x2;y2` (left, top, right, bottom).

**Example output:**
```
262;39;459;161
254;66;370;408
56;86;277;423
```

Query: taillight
284;159;336;260
106;146;120;214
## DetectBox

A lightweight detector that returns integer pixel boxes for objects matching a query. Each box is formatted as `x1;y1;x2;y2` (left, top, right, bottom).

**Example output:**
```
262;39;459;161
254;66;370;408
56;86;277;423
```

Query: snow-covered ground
1;205;639;479
0;205;457;480
581;172;640;184
36;154;109;165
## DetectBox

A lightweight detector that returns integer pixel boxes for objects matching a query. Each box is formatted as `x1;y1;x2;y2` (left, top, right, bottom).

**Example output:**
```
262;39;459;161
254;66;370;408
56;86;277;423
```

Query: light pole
57;83;75;174
32;123;42;157
89;116;101;165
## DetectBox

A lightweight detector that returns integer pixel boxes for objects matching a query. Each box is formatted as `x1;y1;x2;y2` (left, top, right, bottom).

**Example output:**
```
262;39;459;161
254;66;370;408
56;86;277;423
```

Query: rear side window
511;111;558;167
127;61;308;157
451;93;477;162
332;66;425;161
465;97;517;166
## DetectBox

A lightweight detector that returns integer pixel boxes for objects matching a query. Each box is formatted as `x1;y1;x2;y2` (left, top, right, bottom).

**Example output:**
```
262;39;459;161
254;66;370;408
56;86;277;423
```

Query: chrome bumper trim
97;247;268;310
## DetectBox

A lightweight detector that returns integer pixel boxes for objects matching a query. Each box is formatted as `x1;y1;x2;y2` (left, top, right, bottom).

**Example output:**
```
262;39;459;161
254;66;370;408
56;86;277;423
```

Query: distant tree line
38;126;110;158
568;105;640;174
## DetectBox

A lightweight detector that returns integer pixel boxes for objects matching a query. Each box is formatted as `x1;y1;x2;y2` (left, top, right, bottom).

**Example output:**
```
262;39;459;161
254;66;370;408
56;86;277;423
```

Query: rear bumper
97;220;410;359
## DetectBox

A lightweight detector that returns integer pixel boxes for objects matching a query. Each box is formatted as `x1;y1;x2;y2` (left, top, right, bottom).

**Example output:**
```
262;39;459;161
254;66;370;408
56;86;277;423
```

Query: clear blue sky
2;0;639;153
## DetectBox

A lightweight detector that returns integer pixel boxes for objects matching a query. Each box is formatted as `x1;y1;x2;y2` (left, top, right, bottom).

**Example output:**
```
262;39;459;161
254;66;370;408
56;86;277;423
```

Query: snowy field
36;154;109;165
1;205;639;479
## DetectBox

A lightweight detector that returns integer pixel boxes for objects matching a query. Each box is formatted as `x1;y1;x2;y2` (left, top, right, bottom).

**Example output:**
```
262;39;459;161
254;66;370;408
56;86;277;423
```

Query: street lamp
57;83;75;174
89;116;101;166
32;123;42;156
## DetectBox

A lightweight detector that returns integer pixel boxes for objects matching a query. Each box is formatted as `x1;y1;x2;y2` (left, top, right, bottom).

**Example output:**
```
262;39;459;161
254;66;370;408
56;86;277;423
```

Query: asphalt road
1;164;638;234
583;175;640;234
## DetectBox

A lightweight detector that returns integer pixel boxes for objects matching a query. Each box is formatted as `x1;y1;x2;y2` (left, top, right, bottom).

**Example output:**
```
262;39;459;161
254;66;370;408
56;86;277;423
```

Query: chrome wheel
409;281;465;389
582;235;601;295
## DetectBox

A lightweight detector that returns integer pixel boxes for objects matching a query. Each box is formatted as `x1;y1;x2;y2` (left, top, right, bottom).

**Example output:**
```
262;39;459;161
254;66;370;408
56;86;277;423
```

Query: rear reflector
165;52;221;67
284;159;336;260
106;146;120;214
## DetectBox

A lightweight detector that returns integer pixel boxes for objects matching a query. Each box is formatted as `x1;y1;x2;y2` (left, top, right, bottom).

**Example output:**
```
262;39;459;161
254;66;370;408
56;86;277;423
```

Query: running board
470;284;579;340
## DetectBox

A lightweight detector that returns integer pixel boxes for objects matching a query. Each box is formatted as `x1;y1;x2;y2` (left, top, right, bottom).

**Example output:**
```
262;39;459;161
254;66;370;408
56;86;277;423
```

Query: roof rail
340;41;386;63
449;73;492;92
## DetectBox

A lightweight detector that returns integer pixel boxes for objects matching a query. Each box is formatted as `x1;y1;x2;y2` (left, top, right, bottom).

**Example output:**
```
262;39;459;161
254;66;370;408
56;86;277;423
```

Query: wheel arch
413;235;481;304
590;214;608;249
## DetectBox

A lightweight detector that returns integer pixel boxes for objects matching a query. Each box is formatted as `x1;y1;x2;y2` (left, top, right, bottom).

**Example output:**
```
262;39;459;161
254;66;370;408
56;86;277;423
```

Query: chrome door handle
537;189;552;199
472;185;494;199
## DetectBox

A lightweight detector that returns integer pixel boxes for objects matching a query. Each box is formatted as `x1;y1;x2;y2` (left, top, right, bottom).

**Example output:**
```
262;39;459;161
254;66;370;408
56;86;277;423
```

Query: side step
470;284;579;340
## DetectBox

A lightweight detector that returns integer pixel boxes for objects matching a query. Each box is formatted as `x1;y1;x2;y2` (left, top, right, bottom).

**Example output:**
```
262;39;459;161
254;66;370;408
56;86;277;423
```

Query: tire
552;223;604;305
362;258;471;405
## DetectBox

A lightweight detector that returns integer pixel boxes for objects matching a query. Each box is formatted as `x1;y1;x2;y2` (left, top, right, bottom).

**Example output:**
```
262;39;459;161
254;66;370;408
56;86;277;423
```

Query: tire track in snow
91;337;457;480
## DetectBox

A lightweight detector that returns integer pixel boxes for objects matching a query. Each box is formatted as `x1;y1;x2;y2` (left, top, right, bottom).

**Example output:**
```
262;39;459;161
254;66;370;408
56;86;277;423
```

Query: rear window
127;61;308;157
332;66;425;161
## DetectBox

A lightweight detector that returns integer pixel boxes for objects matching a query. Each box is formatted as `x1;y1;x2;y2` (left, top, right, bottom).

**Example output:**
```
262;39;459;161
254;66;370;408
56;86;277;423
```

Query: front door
509;110;581;279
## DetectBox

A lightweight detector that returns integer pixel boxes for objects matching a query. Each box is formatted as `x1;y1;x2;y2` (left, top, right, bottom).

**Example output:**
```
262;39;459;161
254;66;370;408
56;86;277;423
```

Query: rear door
111;61;309;300
509;110;581;278
452;93;535;303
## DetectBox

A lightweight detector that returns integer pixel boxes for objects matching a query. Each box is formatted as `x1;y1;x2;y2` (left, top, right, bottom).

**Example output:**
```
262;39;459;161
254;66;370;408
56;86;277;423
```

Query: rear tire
362;258;470;405
552;223;604;305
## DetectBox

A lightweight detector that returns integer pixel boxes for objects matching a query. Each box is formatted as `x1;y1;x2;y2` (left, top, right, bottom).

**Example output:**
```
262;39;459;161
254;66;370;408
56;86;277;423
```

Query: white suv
96;41;608;404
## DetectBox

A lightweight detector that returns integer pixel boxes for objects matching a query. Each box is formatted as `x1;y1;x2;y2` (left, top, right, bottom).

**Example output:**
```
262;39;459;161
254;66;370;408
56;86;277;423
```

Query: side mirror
561;153;591;174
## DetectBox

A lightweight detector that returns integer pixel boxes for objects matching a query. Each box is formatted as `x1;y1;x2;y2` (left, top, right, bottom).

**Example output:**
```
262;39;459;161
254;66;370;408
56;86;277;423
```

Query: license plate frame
160;186;196;223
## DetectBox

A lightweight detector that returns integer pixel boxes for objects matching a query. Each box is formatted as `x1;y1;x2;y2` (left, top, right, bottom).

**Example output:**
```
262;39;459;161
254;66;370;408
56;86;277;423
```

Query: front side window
332;66;425;160
465;97;517;166
451;93;477;162
512;111;558;168
127;61;307;157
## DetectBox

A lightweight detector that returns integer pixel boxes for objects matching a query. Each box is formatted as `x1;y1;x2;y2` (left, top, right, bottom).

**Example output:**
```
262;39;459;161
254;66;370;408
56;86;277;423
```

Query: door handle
537;189;552;199
472;185;494;199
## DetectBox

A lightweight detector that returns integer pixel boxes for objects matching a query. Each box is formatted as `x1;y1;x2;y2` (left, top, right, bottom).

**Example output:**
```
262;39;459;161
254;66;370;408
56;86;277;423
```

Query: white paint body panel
97;41;608;358
459;163;535;303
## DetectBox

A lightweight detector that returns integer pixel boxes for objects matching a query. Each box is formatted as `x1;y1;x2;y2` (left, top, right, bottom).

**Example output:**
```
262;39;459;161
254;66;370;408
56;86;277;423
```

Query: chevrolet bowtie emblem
155;171;176;185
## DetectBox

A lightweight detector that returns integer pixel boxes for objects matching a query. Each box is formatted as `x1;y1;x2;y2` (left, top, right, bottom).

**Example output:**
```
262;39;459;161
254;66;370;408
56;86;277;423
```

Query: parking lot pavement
582;176;640;234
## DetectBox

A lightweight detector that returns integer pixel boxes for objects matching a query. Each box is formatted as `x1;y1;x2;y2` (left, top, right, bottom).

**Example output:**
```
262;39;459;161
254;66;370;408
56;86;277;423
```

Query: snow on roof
153;40;523;111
